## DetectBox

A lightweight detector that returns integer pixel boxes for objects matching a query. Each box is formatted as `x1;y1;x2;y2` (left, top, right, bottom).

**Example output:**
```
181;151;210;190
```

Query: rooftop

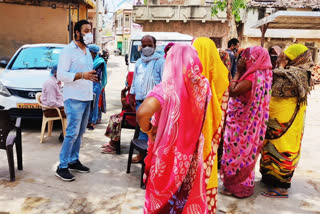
247;0;320;9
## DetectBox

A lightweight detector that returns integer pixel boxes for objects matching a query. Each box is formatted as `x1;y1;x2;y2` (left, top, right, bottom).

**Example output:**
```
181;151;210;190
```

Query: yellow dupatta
193;37;229;188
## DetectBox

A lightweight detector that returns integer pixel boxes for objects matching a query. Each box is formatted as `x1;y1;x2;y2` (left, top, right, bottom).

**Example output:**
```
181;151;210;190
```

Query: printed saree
220;46;273;198
144;44;211;214
260;45;313;189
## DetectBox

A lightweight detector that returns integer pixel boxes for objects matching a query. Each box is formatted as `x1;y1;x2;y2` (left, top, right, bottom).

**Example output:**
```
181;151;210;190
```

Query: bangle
231;80;239;83
140;123;153;134
81;72;84;79
121;98;126;101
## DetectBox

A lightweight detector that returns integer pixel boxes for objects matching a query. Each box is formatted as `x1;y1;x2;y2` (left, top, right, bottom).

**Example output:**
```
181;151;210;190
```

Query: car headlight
0;81;11;97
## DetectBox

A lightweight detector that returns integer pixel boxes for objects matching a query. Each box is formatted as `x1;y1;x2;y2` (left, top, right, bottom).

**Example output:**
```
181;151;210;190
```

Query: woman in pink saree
137;44;211;213
220;46;273;198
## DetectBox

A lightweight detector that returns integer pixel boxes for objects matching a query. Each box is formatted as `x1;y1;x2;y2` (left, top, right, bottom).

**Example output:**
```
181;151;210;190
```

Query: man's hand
83;70;98;82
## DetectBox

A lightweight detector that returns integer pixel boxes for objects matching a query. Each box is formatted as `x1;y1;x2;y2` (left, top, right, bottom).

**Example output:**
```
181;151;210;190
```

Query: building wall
0;4;68;60
242;37;320;63
141;21;229;49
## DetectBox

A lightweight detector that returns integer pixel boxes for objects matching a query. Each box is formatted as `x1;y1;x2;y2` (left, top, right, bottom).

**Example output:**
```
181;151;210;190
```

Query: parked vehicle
125;32;194;74
0;43;65;118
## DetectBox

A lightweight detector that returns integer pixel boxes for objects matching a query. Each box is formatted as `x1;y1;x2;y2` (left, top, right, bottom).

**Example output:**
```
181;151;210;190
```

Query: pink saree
220;46;273;198
144;44;211;213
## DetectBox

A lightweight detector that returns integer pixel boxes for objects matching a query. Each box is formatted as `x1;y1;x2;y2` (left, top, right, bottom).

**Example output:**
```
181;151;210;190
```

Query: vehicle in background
0;43;65;118
125;32;194;75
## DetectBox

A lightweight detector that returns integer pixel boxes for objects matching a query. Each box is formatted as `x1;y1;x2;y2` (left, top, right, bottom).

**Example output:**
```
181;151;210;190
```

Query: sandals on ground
261;189;288;198
101;146;116;154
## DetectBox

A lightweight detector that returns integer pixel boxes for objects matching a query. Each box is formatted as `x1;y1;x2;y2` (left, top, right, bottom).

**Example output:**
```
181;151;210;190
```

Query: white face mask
142;46;155;57
82;32;93;45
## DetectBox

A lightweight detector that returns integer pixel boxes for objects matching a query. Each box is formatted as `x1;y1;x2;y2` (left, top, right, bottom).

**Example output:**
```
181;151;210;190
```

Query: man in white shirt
56;20;98;181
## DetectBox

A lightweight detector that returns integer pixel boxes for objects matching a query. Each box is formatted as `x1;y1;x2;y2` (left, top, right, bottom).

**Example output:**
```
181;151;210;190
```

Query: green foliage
211;0;247;22
144;0;148;4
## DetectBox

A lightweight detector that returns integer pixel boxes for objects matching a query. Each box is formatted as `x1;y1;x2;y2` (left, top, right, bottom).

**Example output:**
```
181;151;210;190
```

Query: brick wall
141;21;229;49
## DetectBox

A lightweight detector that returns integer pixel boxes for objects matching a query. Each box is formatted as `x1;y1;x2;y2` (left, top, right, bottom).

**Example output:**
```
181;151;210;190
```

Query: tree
211;0;247;40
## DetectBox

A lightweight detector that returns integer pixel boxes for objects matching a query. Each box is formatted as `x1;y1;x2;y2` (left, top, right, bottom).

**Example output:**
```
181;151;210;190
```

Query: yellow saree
193;37;229;213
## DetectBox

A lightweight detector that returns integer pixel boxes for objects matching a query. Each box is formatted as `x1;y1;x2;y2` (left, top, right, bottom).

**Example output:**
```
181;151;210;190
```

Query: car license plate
16;103;41;109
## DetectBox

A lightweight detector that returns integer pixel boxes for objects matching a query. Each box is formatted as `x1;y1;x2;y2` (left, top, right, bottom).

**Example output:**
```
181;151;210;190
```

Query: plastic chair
126;125;148;189
0;110;22;181
35;93;66;144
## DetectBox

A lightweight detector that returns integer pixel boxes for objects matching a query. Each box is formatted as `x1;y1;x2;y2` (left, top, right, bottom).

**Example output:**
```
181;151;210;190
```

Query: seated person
101;73;136;154
41;65;66;141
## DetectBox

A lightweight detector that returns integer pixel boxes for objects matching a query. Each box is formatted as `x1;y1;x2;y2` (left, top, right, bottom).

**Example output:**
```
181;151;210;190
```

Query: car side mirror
125;54;129;66
0;60;8;68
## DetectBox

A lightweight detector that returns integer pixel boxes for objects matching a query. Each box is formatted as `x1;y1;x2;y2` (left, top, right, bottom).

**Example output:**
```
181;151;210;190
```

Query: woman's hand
278;52;289;69
147;126;157;143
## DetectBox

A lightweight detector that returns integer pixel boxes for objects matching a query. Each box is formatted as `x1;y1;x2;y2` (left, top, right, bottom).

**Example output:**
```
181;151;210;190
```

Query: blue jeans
88;82;102;124
136;100;148;141
59;99;91;169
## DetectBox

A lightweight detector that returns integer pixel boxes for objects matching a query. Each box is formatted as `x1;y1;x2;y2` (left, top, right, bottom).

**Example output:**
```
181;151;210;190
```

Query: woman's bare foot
132;154;143;163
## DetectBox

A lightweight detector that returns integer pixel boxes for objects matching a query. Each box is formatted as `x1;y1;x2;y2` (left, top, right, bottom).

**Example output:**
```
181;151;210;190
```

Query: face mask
81;33;93;45
270;55;278;62
141;47;154;57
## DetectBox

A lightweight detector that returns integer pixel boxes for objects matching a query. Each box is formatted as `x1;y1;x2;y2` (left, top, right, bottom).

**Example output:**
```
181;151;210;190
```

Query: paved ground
0;56;319;214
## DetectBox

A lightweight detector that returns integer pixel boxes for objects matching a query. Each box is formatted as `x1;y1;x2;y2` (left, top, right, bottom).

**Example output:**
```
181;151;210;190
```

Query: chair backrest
35;92;42;105
0;110;12;149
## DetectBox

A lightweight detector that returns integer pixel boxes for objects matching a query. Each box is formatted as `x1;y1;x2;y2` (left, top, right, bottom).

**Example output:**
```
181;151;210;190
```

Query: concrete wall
0;4;69;60
242;37;320;64
140;20;229;49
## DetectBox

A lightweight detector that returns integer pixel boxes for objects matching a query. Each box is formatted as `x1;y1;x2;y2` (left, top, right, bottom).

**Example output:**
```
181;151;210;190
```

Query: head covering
144;44;211;213
239;46;272;81
88;44;100;53
50;65;57;76
270;46;282;56
284;44;308;61
164;42;174;58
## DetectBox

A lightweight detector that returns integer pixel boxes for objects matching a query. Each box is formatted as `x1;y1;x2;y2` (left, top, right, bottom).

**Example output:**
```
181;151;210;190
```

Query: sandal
101;143;110;148
261;189;288;198
220;189;233;196
101;147;116;154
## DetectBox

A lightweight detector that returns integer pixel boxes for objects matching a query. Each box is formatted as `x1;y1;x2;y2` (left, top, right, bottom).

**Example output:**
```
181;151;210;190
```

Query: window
10;47;62;70
125;15;130;28
210;37;222;48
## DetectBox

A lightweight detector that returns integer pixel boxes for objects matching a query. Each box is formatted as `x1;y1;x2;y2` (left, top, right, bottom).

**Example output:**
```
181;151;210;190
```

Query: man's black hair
141;35;157;45
228;38;240;48
74;20;90;39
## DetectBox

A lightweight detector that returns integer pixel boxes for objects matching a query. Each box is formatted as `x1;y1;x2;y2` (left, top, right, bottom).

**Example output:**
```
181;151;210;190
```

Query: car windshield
10;46;63;70
130;40;191;63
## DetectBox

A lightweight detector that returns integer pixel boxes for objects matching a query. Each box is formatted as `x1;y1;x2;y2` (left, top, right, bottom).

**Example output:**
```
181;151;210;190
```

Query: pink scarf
144;44;211;213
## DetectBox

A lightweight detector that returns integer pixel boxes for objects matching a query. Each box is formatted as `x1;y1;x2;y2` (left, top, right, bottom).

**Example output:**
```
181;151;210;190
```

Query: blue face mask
142;47;155;57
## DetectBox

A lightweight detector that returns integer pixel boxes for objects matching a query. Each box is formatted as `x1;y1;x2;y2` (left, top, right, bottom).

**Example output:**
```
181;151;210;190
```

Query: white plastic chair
36;92;66;144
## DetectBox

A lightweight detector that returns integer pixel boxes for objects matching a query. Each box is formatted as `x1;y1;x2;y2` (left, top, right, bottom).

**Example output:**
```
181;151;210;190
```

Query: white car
0;43;65;118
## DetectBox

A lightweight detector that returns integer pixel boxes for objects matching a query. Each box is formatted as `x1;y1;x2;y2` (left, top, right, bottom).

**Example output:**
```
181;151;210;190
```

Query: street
0;55;319;214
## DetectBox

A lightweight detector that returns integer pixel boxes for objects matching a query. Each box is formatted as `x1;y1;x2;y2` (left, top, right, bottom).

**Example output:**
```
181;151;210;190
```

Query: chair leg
141;161;146;189
40;118;47;144
126;141;134;174
6;146;15;182
61;118;67;137
15;136;23;170
115;140;121;155
47;120;53;137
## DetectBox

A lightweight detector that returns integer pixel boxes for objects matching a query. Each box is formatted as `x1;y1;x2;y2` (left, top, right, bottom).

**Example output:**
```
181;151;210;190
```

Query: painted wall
0;4;68;60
